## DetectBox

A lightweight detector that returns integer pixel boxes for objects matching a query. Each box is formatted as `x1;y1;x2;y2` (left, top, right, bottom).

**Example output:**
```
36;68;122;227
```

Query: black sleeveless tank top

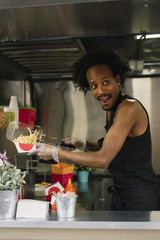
98;92;158;210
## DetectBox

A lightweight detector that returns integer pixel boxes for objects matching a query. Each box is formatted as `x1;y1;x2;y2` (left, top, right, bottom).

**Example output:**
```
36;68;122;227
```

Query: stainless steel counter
0;210;160;230
1;211;160;240
1;178;160;240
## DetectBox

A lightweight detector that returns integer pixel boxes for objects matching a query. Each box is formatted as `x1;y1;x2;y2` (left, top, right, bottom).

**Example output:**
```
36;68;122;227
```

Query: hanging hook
142;0;149;8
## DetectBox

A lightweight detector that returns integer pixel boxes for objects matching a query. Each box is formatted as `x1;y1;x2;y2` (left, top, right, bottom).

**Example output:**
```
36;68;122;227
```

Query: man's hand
29;143;59;162
62;137;86;151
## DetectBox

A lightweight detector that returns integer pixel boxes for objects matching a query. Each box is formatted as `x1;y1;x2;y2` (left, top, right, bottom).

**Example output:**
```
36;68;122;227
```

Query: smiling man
31;49;159;211
87;64;120;110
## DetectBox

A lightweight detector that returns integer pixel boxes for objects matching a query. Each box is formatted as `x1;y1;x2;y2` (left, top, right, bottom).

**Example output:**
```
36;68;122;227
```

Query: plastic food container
6;121;43;153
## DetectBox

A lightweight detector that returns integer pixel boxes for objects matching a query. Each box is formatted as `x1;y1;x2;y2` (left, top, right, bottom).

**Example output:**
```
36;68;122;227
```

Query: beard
101;91;123;112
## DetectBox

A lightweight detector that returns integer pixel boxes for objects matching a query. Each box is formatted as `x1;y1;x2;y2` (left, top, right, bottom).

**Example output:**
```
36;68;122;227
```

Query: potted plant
0;150;26;219
74;165;94;183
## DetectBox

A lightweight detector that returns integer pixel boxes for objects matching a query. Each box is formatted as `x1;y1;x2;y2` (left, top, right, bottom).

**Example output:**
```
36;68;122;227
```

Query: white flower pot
0;190;19;219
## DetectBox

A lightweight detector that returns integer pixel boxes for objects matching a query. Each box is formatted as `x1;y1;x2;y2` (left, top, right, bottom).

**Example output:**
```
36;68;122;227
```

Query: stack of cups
8;96;19;122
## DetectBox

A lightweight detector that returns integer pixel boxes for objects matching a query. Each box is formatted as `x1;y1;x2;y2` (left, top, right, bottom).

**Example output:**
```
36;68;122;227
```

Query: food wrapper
51;163;74;186
14;143;36;153
45;181;64;201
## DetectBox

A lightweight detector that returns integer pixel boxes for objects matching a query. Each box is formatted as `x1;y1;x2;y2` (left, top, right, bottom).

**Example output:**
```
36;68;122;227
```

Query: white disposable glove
29;143;59;163
62;137;87;152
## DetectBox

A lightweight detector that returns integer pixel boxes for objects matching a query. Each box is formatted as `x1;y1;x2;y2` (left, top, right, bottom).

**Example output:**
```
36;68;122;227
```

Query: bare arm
87;141;101;151
35;100;147;169
58;100;140;168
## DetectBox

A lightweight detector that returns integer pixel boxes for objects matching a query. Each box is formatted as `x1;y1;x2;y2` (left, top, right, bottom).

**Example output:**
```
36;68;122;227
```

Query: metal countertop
0;210;160;230
1;178;160;230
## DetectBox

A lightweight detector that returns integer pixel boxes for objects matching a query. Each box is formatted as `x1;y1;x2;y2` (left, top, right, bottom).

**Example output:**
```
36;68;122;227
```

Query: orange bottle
64;178;76;193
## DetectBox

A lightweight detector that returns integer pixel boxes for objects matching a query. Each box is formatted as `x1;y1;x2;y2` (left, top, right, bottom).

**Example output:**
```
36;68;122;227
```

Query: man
32;49;159;210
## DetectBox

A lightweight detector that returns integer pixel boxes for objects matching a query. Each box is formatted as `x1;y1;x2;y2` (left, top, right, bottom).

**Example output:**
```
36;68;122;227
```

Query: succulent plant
74;165;94;172
0;151;26;190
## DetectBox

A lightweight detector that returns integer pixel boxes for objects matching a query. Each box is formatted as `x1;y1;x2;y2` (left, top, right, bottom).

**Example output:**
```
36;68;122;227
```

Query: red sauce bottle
64;178;76;193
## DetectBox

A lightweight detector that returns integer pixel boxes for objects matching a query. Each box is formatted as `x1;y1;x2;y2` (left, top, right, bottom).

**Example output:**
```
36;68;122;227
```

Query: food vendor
30;49;159;211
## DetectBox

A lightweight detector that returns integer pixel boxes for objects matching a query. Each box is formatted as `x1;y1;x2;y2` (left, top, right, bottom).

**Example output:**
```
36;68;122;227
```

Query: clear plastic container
6;121;43;153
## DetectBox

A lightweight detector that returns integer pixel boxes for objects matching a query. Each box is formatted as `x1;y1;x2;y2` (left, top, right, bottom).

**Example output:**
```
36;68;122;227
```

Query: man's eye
104;80;109;85
90;84;97;89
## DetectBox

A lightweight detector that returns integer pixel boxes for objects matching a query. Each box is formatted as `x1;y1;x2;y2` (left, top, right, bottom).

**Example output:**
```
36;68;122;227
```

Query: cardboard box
51;163;74;186
45;181;64;201
19;107;36;125
14;142;36;153
16;199;49;218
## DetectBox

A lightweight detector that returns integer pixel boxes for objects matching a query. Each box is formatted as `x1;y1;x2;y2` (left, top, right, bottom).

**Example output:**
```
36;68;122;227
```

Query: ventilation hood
0;0;160;81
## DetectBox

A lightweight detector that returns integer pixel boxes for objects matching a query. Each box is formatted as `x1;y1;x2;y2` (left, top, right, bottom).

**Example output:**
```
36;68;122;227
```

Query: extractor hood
0;0;159;81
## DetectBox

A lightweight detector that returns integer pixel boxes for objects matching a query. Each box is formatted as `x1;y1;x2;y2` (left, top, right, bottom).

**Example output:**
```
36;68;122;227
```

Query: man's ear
115;74;121;85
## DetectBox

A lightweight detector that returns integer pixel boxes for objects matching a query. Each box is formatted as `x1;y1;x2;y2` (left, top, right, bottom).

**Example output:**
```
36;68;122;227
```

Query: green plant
74;165;94;172
0;151;26;190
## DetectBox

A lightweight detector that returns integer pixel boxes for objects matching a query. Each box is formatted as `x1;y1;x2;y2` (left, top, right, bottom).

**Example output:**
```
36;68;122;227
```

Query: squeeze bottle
64;178;76;193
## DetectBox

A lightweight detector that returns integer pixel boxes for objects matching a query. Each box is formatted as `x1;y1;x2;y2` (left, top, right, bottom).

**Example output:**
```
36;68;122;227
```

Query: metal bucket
56;195;77;218
0;190;19;219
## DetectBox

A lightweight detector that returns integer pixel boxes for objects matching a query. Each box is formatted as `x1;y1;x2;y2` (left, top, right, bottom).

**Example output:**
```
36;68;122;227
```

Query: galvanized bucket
56;195;77;218
0;190;19;219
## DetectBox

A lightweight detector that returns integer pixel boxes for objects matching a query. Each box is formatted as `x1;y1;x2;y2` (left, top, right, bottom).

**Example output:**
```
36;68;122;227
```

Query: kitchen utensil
59;140;75;149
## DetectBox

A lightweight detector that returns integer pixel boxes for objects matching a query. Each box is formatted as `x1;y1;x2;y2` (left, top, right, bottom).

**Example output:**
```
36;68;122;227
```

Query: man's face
86;64;120;110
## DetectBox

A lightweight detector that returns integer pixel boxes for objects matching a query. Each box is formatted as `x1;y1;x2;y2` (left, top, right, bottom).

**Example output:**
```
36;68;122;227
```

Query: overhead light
129;60;144;73
135;34;160;39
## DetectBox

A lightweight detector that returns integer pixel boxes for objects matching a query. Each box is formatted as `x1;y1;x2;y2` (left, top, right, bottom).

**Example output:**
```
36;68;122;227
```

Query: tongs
41;134;75;148
59;140;75;149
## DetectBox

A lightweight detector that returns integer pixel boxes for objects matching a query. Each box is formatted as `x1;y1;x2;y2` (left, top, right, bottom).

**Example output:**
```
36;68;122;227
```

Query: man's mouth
98;94;111;104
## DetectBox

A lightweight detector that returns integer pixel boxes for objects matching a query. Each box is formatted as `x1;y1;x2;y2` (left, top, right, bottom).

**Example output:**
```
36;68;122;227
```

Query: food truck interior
0;0;160;209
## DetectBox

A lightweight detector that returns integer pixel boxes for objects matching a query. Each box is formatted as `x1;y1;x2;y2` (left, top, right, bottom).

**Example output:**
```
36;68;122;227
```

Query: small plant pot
0;190;19;219
77;170;89;183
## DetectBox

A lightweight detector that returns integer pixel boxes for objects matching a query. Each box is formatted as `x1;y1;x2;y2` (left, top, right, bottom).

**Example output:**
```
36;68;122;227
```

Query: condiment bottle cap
64;178;76;193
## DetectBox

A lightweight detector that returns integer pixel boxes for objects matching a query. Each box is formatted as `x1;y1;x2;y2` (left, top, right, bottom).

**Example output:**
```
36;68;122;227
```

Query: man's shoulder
117;97;147;123
119;97;138;112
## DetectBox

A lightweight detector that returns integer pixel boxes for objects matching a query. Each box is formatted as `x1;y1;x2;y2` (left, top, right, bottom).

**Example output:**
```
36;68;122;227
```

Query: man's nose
98;84;105;95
